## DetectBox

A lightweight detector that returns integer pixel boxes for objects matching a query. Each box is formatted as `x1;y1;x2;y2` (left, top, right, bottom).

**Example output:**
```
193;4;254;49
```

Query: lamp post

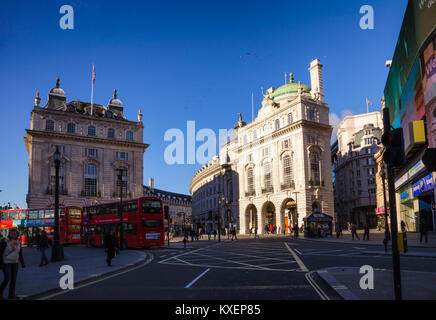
117;168;127;250
51;146;64;262
380;164;390;253
292;191;300;234
217;191;221;242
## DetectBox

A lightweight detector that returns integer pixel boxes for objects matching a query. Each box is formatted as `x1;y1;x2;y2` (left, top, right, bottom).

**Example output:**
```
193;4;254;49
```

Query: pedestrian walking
38;230;50;267
254;227;258;239
104;232;116;266
0;229;26;299
231;227;238;241
34;231;41;248
339;225;343;236
363;223;370;240
294;223;299;238
213;229;217;240
401;220;407;233
335;223;340;239
351;224;360;240
420;222;428;244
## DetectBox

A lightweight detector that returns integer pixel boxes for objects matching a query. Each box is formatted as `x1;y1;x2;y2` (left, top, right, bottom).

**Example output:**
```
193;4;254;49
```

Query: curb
294;237;436;249
315;269;360;300
24;250;151;300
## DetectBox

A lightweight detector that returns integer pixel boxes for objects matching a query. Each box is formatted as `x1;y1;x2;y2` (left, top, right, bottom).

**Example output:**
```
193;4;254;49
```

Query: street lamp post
51;147;64;262
217;191;221;242
380;164;390;253
117;169;127;250
292;191;300;235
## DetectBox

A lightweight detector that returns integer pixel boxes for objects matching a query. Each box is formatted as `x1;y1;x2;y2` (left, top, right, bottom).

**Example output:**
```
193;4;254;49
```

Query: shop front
304;210;333;237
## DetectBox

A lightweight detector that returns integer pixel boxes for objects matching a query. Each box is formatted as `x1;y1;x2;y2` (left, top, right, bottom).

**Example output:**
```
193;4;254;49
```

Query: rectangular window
86;148;98;158
116;152;128;161
88;126;96;136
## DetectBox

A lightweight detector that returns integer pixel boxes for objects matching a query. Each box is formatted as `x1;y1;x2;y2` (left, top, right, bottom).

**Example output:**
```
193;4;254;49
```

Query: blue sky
0;0;408;208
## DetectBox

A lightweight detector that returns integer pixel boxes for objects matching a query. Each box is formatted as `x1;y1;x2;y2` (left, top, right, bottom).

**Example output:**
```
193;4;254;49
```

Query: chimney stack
149;177;154;189
309;59;325;103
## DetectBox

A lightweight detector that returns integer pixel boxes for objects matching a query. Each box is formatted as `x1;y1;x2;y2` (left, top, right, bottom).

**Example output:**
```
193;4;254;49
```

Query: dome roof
270;78;311;100
49;78;66;97
108;89;123;107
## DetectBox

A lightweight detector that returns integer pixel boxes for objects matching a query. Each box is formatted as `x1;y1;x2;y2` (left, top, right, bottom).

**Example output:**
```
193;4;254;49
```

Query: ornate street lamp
51;147;64;262
117;168;127;250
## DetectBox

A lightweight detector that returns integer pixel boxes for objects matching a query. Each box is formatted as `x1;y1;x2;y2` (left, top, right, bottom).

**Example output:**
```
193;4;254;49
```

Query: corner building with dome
190;59;334;235
24;78;148;208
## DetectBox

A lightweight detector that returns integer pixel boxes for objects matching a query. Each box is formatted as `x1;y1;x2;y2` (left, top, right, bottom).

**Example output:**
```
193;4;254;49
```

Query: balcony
46;187;68;195
261;186;274;194
245;190;256;197
281;180;295;190
309;180;324;187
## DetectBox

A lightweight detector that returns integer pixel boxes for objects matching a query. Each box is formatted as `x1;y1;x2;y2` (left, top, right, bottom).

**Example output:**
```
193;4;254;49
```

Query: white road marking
185;268;210;289
39;253;154;300
294;249;302;255
305;271;330;300
284;242;308;272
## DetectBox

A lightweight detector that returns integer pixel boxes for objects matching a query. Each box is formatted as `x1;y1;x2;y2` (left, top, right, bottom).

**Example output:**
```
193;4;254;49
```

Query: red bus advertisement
84;196;164;249
0;206;83;246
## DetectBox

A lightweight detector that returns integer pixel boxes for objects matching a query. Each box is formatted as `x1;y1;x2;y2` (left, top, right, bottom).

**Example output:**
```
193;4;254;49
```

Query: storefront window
399;184;417;232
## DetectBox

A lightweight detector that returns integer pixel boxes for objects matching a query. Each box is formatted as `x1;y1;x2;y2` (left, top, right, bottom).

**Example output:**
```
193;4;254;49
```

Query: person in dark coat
231;227;237;241
351;224;360;240
294;223;299;238
104;232;116;266
38;230;50;266
420;223;428;244
363;223;370;240
0;229;25;299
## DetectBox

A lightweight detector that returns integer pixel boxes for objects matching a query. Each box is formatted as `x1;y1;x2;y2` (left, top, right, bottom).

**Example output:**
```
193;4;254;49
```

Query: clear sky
0;0;408;208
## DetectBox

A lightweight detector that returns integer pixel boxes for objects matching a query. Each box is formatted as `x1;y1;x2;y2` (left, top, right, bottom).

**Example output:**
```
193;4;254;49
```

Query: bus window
28;210;38;219
142;200;162;213
1;212;9;220
69;209;81;219
19;211;27;220
38;210;45;219
10;211;19;220
142;220;163;228
46;210;55;219
126;201;138;212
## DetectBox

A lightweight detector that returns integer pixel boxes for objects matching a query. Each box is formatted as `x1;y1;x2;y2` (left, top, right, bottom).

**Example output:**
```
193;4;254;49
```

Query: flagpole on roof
91;64;95;116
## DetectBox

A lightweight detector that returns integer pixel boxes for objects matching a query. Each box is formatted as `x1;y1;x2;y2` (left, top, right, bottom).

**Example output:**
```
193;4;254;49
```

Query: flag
366;98;374;106
92;64;96;84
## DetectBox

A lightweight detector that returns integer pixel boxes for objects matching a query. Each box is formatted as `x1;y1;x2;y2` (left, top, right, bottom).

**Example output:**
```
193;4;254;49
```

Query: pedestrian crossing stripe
332;285;348;290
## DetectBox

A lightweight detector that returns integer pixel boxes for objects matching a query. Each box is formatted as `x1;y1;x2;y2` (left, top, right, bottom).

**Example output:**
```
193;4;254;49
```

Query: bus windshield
142;200;162;213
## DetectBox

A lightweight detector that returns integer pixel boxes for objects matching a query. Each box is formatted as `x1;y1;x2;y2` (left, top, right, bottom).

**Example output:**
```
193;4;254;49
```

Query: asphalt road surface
41;236;436;300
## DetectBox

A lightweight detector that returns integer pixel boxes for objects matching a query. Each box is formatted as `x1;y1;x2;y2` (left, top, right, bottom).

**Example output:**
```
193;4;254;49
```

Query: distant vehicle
83;196;164;249
0;206;83;245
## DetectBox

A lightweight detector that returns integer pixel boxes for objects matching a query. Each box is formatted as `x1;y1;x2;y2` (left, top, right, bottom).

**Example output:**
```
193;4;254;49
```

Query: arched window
264;161;272;191
67;123;75;134
288;113;293;124
108;128;115;138
310;152;320;186
283;155;293;188
126;131;133;141
275;119;280;130
84;164;97;196
308;109;315;121
46;120;54;131
247;167;254;195
88;126;96;136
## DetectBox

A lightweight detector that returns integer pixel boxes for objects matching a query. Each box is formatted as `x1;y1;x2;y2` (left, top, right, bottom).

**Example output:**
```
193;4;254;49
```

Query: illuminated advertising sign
412;173;435;196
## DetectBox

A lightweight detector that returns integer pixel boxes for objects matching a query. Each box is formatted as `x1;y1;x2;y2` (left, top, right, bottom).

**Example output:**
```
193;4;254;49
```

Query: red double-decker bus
0;206;83;246
83;196;164;248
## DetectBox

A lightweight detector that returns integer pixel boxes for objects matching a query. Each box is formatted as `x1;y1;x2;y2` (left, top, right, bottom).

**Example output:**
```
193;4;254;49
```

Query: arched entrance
261;202;276;233
280;198;296;234
245;204;257;234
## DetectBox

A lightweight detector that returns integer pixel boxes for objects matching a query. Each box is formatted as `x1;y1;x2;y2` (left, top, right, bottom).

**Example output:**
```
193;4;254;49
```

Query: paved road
41;236;436;300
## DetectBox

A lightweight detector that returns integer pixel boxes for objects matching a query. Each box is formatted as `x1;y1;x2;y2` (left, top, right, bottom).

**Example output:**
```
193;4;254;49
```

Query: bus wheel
90;239;95;247
122;239;128;249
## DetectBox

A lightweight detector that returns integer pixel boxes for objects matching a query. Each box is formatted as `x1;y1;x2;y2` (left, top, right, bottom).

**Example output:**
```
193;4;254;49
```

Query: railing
81;190;101;197
46;187;68;195
281;180;295;190
261;186;274;194
245;190;256;197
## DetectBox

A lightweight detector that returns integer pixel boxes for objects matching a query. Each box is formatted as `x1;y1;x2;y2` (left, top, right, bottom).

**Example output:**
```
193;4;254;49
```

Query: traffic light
422;148;436;172
382;128;405;167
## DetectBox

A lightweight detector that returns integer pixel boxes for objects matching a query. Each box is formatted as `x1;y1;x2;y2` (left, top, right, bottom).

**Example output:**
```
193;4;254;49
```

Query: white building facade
191;59;334;235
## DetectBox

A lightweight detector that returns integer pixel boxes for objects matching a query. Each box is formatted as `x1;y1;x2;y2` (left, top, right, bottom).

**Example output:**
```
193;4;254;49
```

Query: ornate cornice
25;129;149;150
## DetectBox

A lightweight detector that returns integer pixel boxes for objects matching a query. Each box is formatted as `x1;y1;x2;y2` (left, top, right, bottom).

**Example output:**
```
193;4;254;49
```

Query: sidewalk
11;246;148;298
299;231;436;249
317;267;436;300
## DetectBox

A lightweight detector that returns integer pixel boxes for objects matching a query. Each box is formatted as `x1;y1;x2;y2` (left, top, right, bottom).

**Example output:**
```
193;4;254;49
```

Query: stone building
191;59;335;235
24;78;148;208
144;177;192;235
332;112;382;227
